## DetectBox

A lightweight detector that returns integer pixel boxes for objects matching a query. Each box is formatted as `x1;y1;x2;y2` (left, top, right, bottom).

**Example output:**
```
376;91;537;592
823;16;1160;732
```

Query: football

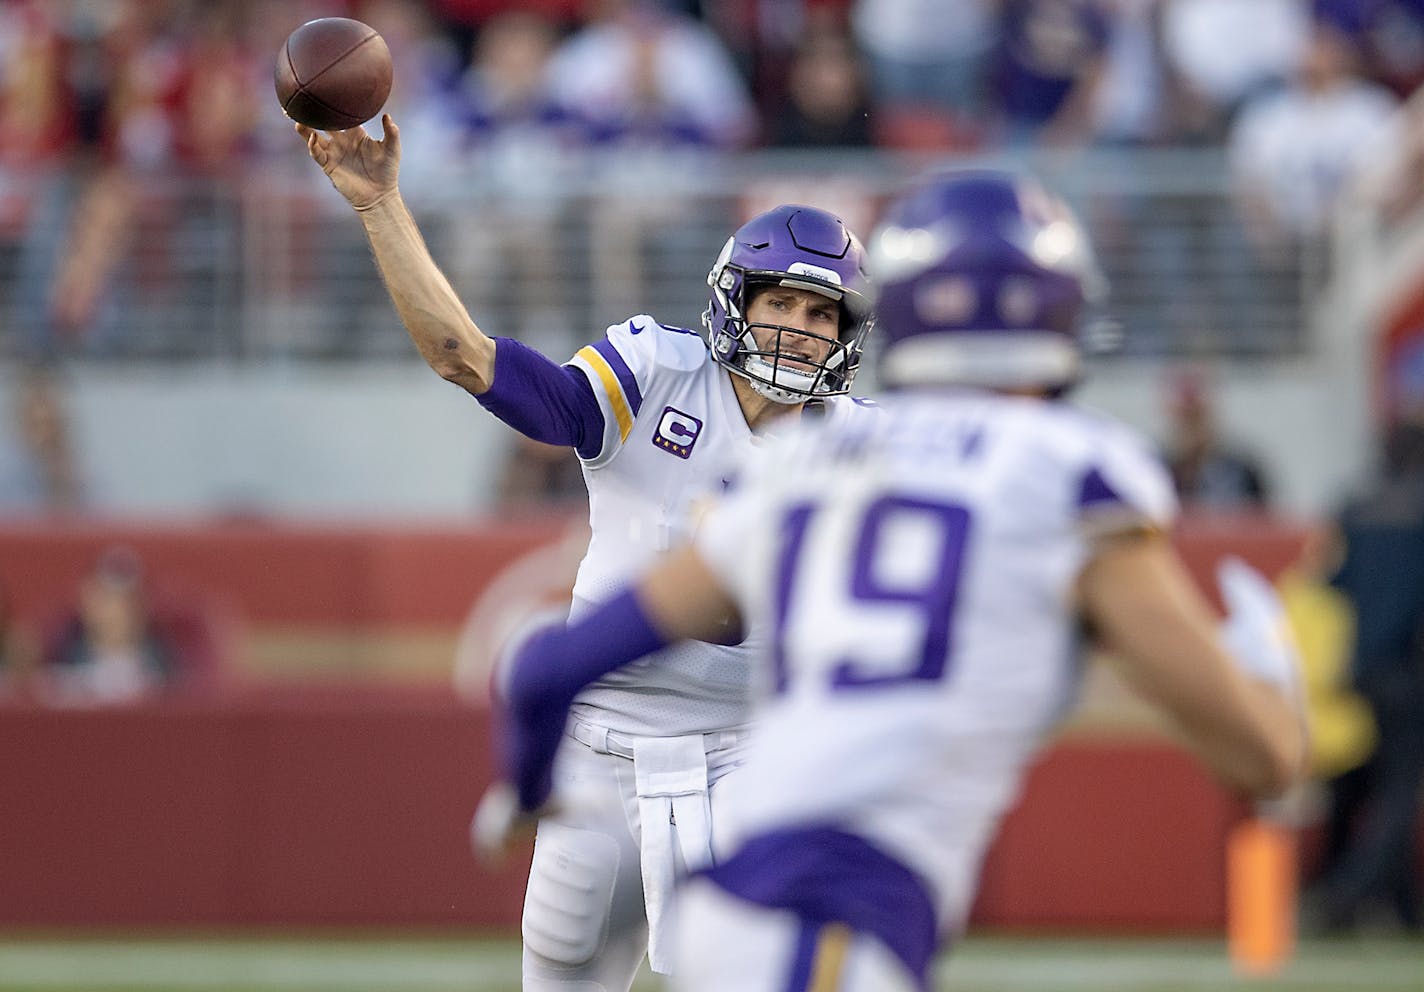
274;17;392;131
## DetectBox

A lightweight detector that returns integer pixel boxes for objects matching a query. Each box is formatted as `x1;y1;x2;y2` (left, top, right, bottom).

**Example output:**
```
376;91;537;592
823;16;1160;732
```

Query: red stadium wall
0;515;1327;932
0;694;1237;932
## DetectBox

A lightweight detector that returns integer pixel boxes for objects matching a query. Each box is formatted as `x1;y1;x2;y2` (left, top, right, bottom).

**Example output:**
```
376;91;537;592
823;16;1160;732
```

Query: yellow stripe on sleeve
576;345;634;443
808;923;851;992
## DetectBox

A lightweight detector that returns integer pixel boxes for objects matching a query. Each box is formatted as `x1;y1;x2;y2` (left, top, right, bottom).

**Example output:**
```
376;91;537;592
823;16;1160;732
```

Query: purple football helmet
869;169;1105;392
703;205;875;404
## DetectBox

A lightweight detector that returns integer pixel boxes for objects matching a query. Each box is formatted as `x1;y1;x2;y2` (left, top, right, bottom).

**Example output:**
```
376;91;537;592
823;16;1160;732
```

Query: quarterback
489;170;1309;990
296;114;877;989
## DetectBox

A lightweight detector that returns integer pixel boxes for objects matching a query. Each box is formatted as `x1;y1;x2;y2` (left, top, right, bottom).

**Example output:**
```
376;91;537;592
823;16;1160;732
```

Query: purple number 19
772;495;971;692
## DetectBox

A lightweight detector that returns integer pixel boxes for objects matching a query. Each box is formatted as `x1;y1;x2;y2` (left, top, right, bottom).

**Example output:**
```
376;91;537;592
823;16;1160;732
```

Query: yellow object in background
1275;568;1376;778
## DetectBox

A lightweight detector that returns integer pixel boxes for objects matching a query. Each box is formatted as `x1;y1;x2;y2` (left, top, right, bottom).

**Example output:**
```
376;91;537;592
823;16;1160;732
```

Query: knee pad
522;821;621;968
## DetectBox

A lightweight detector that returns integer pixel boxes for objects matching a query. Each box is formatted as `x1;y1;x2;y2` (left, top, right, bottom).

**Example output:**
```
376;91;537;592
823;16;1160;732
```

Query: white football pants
520;721;746;992
671;877;921;992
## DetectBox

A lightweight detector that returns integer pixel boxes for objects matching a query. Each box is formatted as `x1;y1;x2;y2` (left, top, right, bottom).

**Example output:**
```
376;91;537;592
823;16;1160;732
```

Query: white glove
1215;556;1302;698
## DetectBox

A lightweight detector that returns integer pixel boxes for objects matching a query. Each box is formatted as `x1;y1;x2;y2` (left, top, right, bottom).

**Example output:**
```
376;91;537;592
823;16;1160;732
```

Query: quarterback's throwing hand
295;112;400;212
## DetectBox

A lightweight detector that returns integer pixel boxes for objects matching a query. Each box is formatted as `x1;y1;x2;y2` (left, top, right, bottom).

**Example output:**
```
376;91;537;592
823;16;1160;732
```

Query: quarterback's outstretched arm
297;116;604;452
298;115;495;393
1080;533;1307;798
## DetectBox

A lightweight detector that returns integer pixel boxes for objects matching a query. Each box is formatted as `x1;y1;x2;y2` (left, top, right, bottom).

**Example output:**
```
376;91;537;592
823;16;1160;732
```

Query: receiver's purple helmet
703;204;875;404
869;170;1104;392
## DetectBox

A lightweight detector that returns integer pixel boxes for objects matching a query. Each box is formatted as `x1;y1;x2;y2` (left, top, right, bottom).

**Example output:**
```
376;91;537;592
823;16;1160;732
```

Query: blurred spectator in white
1089;0;1179;146
0;365;83;514
547;0;757;151
1161;0;1309;141
766;24;874;148
1228;15;1400;259
992;0;1110;148
1161;367;1272;511
850;0;997;135
441;9;585;354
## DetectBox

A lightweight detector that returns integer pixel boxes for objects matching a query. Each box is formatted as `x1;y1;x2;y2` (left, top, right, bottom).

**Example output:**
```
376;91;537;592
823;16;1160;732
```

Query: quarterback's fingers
470;782;546;866
299;124;327;158
380;113;399;154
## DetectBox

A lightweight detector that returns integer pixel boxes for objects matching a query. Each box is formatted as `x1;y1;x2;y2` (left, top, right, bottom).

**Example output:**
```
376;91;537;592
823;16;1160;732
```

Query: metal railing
0;147;1322;364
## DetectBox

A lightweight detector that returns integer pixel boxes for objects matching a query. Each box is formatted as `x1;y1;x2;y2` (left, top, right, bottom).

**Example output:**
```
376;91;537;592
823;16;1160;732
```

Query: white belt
567;718;747;760
566;719;746;974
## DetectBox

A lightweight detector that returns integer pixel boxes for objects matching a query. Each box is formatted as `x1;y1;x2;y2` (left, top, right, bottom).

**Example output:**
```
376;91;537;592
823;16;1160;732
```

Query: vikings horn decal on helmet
869;169;1107;393
703;205;876;404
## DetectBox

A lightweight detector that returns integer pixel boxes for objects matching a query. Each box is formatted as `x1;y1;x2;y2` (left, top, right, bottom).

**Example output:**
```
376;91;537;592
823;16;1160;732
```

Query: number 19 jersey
694;390;1177;930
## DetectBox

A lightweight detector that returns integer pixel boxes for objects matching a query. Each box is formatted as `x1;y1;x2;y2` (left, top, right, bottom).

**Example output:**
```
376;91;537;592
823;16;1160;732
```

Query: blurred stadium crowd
3;0;1422;165
0;0;1422;361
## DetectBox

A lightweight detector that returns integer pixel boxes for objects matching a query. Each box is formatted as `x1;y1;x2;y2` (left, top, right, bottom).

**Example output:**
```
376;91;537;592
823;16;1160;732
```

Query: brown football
275;17;392;131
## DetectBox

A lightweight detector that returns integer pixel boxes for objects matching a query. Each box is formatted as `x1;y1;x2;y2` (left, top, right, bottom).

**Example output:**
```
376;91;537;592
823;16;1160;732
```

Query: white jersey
695;390;1177;928
565;315;878;736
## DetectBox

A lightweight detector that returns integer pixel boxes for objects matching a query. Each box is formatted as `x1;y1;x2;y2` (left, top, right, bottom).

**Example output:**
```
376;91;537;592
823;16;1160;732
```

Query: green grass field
0;934;1420;991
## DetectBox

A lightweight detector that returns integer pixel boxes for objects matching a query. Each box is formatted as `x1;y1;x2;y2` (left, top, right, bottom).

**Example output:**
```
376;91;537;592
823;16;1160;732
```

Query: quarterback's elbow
1239;750;1295;800
1232;727;1307;800
429;352;490;394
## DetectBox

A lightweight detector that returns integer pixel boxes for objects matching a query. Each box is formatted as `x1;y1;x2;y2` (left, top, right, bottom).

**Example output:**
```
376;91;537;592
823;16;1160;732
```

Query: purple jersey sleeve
475;337;606;460
501;588;670;810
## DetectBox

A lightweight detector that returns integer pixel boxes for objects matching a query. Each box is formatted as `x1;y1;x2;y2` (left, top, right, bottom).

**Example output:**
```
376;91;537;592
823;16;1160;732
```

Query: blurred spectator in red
0;365;83;514
766;25;874;148
35;545;234;706
1228;15;1399;260
1161;368;1271;510
3;0;268;357
1161;0;1309;142
992;0;1110;148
